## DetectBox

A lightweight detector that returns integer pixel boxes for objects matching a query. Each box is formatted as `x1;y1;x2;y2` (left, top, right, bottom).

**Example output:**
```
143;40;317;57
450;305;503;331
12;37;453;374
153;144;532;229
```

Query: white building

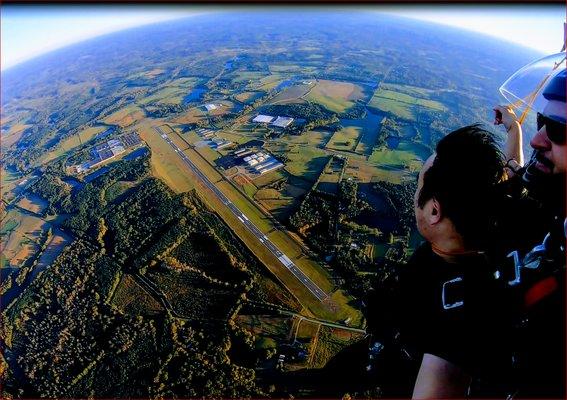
271;116;294;128
253;114;274;124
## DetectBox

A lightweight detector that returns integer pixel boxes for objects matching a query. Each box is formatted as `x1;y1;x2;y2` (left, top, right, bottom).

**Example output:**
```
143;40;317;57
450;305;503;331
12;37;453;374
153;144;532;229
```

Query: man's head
528;69;566;175
414;125;505;249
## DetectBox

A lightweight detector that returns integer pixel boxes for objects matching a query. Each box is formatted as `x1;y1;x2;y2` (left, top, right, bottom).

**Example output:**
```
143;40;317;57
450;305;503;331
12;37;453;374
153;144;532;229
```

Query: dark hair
417;124;505;247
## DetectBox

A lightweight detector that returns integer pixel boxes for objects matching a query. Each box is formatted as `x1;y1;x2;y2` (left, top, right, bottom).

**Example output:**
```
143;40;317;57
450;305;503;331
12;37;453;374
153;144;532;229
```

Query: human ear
429;198;442;224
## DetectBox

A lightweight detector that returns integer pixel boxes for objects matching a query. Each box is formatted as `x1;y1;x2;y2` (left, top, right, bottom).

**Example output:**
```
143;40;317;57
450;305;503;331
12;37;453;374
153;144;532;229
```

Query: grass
195;146;221;163
137;123;195;193
0;209;48;268
283;130;331;148
138;77;201;106
368;141;431;172
103;105;145;128
344;158;406;184
305;79;366;113
251;74;285;91
1;123;30;149
171;107;206;125
229;71;269;84
326;126;362;152
235;91;264;104
352;111;384;155
266;144;328;183
269;84;312;104
38;126;107;166
368;86;446;122
16;194;49;215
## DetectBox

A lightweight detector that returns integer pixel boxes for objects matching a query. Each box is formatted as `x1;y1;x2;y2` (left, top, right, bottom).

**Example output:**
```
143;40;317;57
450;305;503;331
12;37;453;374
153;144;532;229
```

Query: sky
1;5;565;71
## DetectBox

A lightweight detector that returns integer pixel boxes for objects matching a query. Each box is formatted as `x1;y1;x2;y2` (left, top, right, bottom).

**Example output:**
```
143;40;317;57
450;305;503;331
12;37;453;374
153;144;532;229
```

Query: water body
83;166;110;183
386;136;401;149
224;61;233;70
123;147;149;160
275;79;295;91
182;88;207;106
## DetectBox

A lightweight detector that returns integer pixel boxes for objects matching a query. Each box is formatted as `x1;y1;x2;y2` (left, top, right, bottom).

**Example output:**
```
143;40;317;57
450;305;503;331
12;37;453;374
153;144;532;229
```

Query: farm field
305;79;368;113
269;83;312;104
326;126;362;152
138;77;201;106
352;111;384;155
368;85;446;122
368;140;431;172
16;194;49;215
235;91;264;104
103;105;146;128
171;107;206;125
1;209;47;268
1;123;30;148
250;74;285;92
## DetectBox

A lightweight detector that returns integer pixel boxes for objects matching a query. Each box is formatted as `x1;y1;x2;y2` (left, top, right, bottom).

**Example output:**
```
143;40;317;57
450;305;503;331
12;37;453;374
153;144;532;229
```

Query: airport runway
154;126;328;302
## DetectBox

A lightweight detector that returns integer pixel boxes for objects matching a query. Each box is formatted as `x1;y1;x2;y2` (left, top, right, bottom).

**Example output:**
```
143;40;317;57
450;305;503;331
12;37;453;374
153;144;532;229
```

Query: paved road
154;126;329;302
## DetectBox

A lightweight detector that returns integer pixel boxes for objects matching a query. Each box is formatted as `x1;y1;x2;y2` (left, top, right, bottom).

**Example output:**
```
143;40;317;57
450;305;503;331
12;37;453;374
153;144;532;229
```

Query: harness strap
524;276;559;308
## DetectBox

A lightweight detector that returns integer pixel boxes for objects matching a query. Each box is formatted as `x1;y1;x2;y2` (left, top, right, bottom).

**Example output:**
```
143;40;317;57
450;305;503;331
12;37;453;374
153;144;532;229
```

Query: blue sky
1;5;565;71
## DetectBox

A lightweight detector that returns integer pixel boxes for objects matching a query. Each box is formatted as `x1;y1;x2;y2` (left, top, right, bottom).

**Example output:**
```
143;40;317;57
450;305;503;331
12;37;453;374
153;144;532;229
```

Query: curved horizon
2;6;563;72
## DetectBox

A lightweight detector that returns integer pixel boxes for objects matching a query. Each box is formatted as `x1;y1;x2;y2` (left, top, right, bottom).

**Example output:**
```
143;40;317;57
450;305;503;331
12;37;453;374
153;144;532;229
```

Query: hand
493;105;519;132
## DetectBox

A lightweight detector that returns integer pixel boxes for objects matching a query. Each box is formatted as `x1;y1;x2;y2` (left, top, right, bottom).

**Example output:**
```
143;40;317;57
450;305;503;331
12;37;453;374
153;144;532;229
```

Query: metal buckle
442;276;464;310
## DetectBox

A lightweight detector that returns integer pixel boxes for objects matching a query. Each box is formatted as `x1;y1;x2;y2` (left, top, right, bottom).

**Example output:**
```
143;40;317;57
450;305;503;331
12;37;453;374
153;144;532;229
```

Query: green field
368;141;431;171
278;145;329;182
138;77;201;106
138;123;195;193
368;86;446;121
305;79;366;113
235;91;264;104
326;126;362;152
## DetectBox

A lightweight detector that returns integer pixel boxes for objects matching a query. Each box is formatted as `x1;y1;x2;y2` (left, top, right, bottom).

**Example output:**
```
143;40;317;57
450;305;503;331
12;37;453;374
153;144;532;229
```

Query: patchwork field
368;140;431;172
171;107;206;125
305;79;367;113
1;123;30;148
104;105;146;128
265;143;329;184
269;83;312;104
235;91;264;104
1;209;47;268
368;84;446;122
138;77;201;106
249;74;285;92
16;194;49;215
326;126;362;152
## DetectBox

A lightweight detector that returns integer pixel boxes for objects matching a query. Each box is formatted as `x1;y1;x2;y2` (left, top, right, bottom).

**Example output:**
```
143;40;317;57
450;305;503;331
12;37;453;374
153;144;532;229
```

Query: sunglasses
537;112;566;145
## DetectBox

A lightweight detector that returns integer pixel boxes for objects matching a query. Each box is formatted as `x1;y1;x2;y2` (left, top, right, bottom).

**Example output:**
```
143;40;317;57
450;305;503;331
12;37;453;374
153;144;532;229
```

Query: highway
154;126;329;302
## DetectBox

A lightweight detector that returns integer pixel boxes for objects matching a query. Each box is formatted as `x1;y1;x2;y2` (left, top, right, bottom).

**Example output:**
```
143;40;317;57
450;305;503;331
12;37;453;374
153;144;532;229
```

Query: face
414;154;436;239
529;99;566;175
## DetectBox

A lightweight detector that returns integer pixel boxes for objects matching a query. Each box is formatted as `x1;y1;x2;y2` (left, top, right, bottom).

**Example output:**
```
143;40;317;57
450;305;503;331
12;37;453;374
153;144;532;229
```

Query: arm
412;353;472;399
493;105;524;168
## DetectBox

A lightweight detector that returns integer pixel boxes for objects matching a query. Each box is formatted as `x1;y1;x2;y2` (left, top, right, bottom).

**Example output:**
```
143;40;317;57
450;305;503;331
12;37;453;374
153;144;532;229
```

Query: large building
253;114;275;124
271;116;294;128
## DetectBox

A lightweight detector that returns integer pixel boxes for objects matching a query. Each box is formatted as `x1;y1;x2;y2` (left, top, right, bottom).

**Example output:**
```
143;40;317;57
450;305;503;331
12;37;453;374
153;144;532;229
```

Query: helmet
499;52;566;124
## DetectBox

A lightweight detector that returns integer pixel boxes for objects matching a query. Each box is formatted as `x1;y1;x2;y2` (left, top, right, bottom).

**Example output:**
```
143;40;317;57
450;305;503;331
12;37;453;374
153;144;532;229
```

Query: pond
182;88;207;106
